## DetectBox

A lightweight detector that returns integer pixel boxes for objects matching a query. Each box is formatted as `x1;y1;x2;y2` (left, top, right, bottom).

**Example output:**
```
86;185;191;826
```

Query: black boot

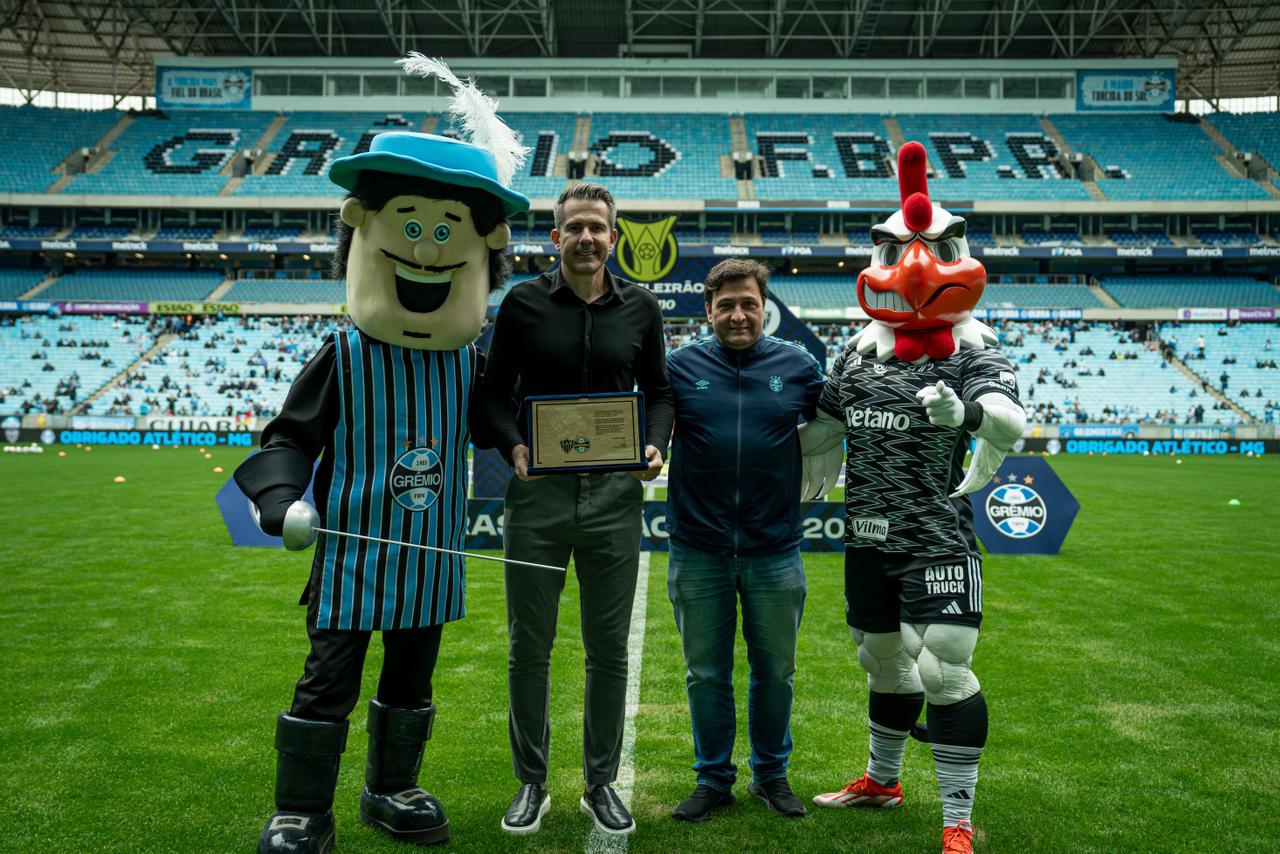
258;714;348;854
359;698;450;844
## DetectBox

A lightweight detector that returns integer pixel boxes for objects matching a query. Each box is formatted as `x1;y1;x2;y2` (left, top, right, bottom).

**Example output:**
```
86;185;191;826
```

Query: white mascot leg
852;627;923;694
908;623;980;705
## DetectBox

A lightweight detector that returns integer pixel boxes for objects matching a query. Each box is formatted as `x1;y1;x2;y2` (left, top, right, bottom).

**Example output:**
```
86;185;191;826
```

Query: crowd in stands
97;314;345;418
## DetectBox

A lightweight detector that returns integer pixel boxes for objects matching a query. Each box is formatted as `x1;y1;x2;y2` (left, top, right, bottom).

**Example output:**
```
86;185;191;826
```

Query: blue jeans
667;539;807;792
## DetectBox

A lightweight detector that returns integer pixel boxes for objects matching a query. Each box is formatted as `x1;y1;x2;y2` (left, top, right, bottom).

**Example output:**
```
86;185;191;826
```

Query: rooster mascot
234;55;528;853
801;141;1026;854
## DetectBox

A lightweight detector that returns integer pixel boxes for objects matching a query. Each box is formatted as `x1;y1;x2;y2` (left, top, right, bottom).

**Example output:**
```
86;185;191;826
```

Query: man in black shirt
473;183;673;838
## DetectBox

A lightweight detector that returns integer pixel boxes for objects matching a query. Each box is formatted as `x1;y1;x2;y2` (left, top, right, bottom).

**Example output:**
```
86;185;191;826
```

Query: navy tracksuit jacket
665;334;826;556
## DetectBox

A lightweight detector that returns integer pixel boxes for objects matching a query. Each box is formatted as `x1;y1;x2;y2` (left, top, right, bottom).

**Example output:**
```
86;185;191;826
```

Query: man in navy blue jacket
664;258;837;823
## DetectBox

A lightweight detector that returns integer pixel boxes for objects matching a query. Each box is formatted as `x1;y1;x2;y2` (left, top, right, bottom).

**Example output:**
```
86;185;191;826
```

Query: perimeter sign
967;456;1079;555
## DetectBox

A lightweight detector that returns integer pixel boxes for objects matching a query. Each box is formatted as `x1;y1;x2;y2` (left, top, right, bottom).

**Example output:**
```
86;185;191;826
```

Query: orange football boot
811;773;904;809
942;820;975;853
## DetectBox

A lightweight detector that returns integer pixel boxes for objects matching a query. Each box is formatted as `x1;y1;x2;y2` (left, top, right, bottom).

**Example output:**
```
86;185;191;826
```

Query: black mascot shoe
259;714;348;854
257;810;336;854
360;786;449;844
359;698;450;844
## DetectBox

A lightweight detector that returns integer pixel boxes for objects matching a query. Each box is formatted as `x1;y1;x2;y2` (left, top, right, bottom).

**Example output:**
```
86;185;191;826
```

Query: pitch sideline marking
583;512;652;854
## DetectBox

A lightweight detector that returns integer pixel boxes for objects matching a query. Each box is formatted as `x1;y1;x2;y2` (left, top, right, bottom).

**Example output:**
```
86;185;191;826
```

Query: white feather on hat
397;52;529;187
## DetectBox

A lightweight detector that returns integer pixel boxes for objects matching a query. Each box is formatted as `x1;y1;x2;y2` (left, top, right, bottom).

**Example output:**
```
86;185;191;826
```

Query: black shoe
579;786;635;836
671;785;735;822
748;778;808;817
259;715;347;854
361;788;449;845
359;699;450;844
258;811;335;854
501;783;550;836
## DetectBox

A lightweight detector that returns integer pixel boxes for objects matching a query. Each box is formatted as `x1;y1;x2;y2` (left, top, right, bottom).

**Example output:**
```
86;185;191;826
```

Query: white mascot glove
797;409;844;501
950;439;1005;498
915;380;965;427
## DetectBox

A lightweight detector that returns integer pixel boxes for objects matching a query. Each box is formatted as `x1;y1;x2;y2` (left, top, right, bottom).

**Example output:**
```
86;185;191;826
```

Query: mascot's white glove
915;380;965;427
952;393;1028;498
798;409;844;501
916;381;1027;497
949;439;1005;498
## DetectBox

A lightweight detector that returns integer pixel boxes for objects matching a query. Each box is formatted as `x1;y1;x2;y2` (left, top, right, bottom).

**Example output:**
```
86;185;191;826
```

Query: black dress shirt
472;267;674;462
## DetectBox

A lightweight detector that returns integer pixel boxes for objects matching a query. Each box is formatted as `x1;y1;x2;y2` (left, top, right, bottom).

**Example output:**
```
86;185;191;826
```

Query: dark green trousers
503;472;643;785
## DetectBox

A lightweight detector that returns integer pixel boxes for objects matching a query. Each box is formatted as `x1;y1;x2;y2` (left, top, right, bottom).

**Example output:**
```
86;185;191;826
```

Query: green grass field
1;446;1277;853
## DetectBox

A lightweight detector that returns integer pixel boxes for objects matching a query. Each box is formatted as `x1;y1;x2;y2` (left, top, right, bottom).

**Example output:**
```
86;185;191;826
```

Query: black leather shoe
671;785;735;822
580;786;635;835
501;783;550;835
360;787;449;845
257;810;335;854
748;778;807;817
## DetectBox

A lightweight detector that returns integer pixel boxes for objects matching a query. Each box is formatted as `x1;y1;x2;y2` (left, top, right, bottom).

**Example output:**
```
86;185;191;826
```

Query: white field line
583;520;652;854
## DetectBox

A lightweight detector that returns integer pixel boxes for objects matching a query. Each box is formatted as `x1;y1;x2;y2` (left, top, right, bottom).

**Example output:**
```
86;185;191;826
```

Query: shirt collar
549;266;626;304
712;332;767;361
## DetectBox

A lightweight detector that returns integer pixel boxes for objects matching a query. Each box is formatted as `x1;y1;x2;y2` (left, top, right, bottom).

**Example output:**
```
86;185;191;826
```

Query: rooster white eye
879;242;902;267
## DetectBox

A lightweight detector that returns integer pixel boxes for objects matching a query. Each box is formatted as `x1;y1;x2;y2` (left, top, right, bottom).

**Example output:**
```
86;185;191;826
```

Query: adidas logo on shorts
941;601;963;615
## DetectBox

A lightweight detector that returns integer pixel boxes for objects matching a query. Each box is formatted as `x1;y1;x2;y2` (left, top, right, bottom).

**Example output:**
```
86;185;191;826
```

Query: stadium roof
2;0;1277;105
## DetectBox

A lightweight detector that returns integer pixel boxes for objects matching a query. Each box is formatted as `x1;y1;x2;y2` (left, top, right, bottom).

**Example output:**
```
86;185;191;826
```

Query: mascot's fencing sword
273;500;567;572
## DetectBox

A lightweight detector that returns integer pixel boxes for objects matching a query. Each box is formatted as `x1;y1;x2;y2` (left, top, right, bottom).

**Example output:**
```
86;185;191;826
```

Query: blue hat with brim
328;131;530;217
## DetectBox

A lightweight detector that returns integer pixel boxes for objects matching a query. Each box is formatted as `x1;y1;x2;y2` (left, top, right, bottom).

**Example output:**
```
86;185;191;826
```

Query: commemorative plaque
525;392;647;475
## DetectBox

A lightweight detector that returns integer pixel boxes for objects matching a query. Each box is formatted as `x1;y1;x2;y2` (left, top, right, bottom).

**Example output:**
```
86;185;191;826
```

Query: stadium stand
1206;112;1280;184
90;315;344;417
0;105;121;193
998;320;1213;425
502;112;576;199
0;223;59;239
0;314;158;414
221;277;346;303
61;110;277;196
0;267;47;299
68;225;137;239
896;114;1094;201
1192;228;1261;246
982;283;1105;308
1162;322;1280;421
1021;228;1084;246
1099;274;1280;308
235;111;427;196
1107;229;1175;247
746;113;901;201
39;268;225;301
154;225;219;240
584;112;738;200
1051;114;1268;201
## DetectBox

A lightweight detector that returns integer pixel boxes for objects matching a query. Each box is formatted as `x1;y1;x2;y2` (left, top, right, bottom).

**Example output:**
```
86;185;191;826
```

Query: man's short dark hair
554;183;616;230
704;258;770;305
332;170;511;291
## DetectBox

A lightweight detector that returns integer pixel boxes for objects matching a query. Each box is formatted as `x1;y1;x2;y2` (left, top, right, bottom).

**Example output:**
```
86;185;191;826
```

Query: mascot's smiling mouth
381;250;467;314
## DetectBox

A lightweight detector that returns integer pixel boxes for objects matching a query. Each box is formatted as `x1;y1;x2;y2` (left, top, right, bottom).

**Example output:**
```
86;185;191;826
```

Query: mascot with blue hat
234;54;529;853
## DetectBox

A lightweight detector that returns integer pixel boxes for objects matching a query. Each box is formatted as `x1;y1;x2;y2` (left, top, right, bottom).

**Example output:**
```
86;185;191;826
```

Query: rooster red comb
898;141;933;233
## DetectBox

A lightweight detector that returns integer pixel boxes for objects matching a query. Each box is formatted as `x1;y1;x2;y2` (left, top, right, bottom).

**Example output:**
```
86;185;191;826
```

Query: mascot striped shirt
310;328;475;631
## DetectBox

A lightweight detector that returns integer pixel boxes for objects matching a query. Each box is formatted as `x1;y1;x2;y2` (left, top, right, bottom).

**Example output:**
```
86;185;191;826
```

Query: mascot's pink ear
897;141;932;233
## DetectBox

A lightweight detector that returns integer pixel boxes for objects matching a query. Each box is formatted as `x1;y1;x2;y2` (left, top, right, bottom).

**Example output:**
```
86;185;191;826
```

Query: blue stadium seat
221;278;346;302
0;106;120;193
0;267;47;299
1100;275;1280;308
62;110;276;196
1051;114;1267;201
40;268;226;301
1164;322;1279;420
